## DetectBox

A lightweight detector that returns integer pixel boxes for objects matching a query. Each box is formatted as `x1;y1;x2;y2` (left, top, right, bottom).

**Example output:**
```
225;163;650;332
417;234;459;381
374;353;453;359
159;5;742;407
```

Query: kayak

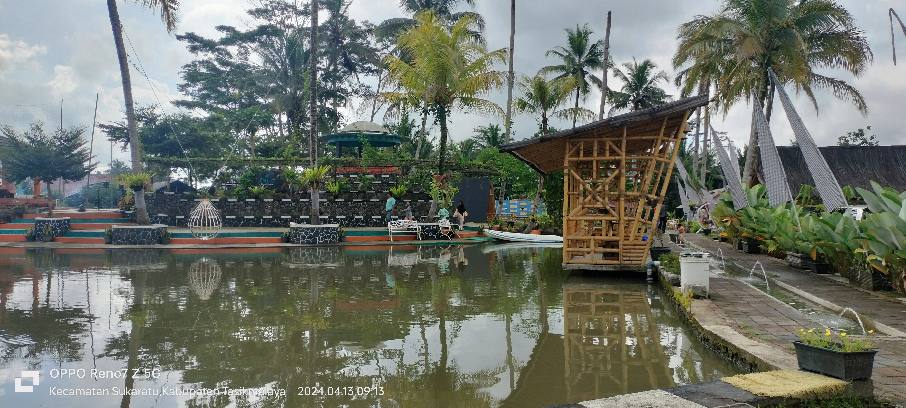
483;229;563;243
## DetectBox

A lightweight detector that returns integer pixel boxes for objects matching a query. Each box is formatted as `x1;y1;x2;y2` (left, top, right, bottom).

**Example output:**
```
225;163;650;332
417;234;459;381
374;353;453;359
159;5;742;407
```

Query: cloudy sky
0;0;903;169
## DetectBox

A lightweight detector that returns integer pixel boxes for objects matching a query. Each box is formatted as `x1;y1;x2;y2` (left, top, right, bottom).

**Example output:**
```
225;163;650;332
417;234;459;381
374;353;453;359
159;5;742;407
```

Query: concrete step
55;237;105;244
24;211;124;219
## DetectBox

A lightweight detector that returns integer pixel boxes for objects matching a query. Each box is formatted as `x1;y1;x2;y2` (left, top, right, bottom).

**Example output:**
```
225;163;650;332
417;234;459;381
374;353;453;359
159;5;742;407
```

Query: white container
680;252;711;294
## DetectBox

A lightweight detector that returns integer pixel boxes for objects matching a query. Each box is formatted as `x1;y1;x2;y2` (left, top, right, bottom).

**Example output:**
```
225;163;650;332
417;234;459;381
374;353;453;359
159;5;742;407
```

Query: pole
80;93;100;212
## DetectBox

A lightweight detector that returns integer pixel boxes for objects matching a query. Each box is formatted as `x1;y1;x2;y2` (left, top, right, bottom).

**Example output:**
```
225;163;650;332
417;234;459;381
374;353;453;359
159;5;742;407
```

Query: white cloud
46;65;79;95
0;33;46;73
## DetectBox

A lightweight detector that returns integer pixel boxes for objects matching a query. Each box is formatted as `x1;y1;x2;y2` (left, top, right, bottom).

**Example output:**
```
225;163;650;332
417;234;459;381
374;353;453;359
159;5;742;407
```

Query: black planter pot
794;341;876;381
650;246;671;262
735;240;744;251
848;263;894;291
811;261;832;274
700;228;712;235
741;239;761;254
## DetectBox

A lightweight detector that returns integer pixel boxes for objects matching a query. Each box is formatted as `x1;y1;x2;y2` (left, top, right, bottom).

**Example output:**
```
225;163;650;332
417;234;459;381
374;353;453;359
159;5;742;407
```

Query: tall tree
308;0;320;165
514;75;589;135
674;0;872;185
0;123;94;197
473;124;511;149
597;11;612;120
386;12;505;174
541;24;605;128
106;0;179;223
608;58;671;113
504;0;515;138
377;0;484;41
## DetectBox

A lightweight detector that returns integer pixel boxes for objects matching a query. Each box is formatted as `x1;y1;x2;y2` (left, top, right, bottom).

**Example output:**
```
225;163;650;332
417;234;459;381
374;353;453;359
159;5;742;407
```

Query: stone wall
33;218;70;242
147;191;433;228
110;225;168;245
286;224;341;244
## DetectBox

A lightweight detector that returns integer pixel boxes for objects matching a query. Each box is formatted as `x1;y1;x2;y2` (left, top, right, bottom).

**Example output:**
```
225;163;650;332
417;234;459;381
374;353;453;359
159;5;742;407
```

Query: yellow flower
825;329;832;337
808;328;815;333
840;332;847;337
868;330;875;335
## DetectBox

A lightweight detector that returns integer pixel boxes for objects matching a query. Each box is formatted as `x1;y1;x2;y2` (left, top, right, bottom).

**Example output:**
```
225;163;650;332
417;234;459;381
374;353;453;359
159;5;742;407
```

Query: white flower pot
680;252;711;295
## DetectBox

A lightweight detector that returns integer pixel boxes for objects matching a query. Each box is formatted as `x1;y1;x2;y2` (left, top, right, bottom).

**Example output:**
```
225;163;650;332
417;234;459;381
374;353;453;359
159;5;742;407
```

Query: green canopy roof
323;121;401;148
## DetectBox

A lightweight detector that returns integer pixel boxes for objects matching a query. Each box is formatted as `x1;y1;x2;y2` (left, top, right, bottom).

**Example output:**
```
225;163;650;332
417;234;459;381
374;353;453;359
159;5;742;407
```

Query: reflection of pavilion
502;281;672;407
563;281;672;400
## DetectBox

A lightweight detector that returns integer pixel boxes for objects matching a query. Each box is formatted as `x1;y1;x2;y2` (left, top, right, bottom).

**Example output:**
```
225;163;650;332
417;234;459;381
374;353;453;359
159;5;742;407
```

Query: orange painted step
0;236;27;242
344;235;417;242
169;237;284;244
0;224;29;229
55;237;105;244
24;212;124;219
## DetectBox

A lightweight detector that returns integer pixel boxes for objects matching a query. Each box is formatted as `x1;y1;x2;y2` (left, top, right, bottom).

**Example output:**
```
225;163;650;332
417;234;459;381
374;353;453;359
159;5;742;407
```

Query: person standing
385;193;396;223
453;200;468;229
404;202;414;221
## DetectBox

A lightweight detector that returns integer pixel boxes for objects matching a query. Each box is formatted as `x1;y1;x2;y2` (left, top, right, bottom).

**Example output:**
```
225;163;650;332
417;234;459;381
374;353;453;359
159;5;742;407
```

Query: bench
388;219;421;241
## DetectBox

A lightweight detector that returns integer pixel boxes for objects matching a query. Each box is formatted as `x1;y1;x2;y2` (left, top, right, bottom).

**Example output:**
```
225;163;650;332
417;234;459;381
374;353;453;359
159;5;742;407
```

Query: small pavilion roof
323;121;401;148
500;95;709;174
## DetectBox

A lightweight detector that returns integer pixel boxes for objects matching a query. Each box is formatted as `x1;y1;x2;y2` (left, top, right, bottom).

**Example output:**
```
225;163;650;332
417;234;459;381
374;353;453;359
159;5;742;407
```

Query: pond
0;244;740;407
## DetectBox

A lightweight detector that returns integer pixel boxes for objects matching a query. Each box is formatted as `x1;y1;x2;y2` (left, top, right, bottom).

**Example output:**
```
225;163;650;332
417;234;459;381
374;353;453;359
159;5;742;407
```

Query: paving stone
580;389;706;408
665;381;760;407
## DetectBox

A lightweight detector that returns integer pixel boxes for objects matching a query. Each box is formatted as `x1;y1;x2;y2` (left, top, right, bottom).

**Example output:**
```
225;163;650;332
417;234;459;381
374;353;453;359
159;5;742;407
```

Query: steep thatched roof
500;95;708;173
777;145;906;193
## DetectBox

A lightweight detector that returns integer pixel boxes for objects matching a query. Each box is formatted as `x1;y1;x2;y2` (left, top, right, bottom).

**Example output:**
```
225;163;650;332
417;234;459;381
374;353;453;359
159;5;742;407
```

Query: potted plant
794;328;876;381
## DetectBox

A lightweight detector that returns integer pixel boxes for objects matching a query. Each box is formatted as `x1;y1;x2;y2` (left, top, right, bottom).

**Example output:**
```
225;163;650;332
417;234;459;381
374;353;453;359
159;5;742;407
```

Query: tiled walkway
684;234;906;403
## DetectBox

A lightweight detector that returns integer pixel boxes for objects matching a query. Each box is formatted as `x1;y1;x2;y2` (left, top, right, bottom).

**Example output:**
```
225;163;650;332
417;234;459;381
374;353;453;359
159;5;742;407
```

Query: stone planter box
785;252;812;270
650;246;671;262
33;217;71;242
794;341;876;381
810;260;832;274
287;223;340;245
110;225;168;245
419;223;453;241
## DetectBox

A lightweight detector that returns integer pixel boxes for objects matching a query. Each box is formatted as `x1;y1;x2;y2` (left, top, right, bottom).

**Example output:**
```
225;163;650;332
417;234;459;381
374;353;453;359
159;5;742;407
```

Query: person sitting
453;200;468;229
437;207;450;221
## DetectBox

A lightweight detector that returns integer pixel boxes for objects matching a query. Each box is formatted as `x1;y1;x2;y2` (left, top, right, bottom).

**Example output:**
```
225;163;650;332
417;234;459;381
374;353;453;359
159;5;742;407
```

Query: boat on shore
483;229;563;243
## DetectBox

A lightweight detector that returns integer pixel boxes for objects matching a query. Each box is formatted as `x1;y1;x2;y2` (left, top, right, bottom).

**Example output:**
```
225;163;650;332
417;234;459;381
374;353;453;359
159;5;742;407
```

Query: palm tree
540;24;605;128
608;58;671;113
473;124;511;149
386;12;506;174
504;0;516;138
106;0;179;225
514;75;590;135
377;0;484;41
301;165;331;225
308;0;320;166
674;0;872;184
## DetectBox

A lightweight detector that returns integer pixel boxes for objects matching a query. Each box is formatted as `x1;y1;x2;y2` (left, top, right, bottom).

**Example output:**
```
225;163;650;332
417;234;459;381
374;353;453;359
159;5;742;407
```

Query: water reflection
0;245;739;407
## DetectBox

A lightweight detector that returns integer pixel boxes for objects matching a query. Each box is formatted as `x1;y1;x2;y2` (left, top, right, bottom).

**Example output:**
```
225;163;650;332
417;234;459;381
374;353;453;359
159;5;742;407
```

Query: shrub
390;184;408;198
325;180;346;194
659;253;680;274
798;328;874;352
116;172;153;191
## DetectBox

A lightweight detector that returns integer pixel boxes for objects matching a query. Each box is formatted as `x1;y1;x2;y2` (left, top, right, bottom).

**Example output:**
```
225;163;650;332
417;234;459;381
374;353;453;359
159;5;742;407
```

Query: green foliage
248;186;274;199
515;75;582;134
301;165;332;188
796;184;818;208
0;123;94;185
672;287;693;312
542;171;564;228
325;179;346;194
659;253;680;274
429;179;458;209
838;126;879;147
540;24;606;127
116;172;153;192
798;328;874;353
390;184;408;198
856;182;906;276
66;183;124;208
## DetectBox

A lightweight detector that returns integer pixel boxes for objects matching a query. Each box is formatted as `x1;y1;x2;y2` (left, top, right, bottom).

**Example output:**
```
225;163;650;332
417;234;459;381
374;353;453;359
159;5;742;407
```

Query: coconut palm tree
504;0;516;138
674;0;872;184
386;12;506;174
608;59;671;113
301;165;331;225
473;124;510;149
308;0;320;166
106;0;179;225
377;0;484;41
540;24;605;128
514;75;591;135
